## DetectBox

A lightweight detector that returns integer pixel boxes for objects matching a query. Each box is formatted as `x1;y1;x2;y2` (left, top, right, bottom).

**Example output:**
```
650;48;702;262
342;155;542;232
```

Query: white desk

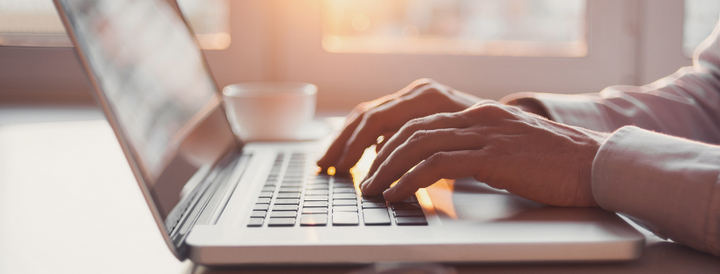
1;105;718;274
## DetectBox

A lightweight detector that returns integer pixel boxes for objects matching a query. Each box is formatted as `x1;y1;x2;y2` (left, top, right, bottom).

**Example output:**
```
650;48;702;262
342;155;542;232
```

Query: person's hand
360;101;610;207
317;78;482;173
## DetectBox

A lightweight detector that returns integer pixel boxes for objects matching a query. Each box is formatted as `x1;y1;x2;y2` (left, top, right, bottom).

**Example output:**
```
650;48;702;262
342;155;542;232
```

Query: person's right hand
317;78;482;173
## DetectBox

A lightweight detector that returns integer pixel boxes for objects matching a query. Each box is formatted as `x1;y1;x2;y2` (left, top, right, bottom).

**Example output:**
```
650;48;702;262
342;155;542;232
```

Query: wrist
577;130;611;207
506;98;551;119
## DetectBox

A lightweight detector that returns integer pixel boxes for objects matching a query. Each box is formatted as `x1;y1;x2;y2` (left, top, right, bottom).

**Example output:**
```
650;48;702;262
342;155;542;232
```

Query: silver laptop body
54;0;644;265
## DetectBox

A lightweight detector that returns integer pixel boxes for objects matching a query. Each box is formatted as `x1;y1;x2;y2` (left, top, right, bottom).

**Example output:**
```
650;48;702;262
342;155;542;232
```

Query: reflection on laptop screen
60;0;219;182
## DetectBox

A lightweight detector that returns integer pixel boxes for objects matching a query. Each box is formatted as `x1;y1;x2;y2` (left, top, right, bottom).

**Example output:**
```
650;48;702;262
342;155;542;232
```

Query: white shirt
501;21;720;256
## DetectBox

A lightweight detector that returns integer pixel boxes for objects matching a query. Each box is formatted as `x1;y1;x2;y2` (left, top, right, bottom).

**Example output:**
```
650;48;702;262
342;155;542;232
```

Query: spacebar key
363;208;391;225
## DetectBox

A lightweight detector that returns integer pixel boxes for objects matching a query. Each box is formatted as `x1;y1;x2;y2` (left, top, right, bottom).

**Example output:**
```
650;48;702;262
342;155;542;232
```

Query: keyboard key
262;186;276;192
334;193;357;199
281;182;303;187
303;208;328;214
333;182;354;188
279;187;302;193
251;211;267;218
268;217;296;226
391;202;422;210
258;191;274;198
403;196;418;203
333;200;357;206
362;195;385;202
333;212;359;226
264;181;277;186
304;201;328;207
270;211;297;217
333;177;353;183
362;201;386;208
272;205;299;211
277;193;301;199
313;174;330;178
247;218;264;227
334;188;356;193
253;204;269;211
300;214;328;226
307;190;329;195
309;179;329;184
333;206;358;212
363;208;391;225
303;195;328;201
395;216;428;225
394;209;425;217
275;198;300;205
306;184;329;190
256;198;271;204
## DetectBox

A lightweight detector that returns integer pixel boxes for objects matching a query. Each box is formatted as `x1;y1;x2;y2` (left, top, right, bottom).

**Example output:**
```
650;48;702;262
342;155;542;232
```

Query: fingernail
382;188;392;198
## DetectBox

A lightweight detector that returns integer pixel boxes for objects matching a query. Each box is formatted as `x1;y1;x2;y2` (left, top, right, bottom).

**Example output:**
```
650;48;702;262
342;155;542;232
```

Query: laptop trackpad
425;177;606;223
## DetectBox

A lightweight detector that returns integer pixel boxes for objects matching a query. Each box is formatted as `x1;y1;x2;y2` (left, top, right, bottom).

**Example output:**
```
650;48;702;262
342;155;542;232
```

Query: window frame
271;0;640;111
0;0;274;104
637;0;693;85
0;0;701;112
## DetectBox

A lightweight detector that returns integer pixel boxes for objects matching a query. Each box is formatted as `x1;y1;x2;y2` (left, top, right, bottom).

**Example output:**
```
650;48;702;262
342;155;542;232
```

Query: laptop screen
56;0;239;226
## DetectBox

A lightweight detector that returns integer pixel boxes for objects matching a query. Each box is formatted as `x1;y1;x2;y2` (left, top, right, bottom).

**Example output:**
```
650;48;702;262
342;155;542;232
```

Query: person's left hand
360;101;610;207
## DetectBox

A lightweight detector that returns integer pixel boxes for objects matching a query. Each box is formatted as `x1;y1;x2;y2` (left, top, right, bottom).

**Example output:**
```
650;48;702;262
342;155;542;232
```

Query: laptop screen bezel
52;0;242;260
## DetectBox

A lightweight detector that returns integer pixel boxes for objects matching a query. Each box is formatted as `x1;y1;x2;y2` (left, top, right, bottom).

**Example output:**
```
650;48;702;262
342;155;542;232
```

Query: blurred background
1;0;719;112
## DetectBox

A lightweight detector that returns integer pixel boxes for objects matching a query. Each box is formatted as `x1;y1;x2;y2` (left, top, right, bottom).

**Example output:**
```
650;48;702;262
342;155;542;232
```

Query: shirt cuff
500;92;613;132
592;126;720;255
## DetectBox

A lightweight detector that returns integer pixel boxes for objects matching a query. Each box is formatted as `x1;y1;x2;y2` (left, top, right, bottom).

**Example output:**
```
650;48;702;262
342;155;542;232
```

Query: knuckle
425;151;450;166
468;102;507;117
362;109;382;125
407;130;429;145
351;101;370;114
414;78;436;86
405;116;426;128
418;85;445;97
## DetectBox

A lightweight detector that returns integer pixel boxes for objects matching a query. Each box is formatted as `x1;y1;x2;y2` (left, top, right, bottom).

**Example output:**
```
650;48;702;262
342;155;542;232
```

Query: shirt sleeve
498;20;720;256
593;126;720;256
500;19;720;145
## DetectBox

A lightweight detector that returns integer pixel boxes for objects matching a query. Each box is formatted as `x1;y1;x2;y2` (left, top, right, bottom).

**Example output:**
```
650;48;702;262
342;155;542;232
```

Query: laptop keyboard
247;152;428;227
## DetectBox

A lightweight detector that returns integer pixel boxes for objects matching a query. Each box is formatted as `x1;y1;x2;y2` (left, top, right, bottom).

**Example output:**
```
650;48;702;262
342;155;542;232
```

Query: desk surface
0;105;718;274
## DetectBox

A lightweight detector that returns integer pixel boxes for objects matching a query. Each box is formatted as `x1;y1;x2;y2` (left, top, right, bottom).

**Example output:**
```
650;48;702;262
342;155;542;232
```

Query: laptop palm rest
425;177;642;234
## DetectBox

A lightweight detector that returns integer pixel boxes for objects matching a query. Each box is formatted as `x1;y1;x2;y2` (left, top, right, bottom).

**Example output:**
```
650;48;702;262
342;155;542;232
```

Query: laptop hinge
165;151;251;256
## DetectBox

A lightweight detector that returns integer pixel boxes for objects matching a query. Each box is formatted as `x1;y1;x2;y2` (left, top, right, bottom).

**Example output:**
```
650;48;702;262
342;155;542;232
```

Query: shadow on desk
191;241;720;274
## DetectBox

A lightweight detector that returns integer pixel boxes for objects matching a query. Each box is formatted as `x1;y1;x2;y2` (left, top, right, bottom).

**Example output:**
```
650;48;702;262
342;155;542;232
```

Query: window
3;0;717;111
273;0;637;111
0;0;70;47
0;0;230;50
322;0;587;57
177;0;230;50
683;0;720;57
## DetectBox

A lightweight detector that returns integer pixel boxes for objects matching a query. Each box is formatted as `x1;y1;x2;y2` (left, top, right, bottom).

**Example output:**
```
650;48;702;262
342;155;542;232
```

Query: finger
333;99;403;172
365;112;470;180
334;84;471;172
383;150;488;202
316;112;363;169
317;80;433;169
361;127;489;195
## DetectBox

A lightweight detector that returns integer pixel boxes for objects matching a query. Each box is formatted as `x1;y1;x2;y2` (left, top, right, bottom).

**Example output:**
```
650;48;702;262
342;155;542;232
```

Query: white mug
222;81;317;141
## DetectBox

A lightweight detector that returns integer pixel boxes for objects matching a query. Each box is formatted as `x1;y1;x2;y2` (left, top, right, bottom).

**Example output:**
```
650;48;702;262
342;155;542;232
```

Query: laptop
53;0;644;265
